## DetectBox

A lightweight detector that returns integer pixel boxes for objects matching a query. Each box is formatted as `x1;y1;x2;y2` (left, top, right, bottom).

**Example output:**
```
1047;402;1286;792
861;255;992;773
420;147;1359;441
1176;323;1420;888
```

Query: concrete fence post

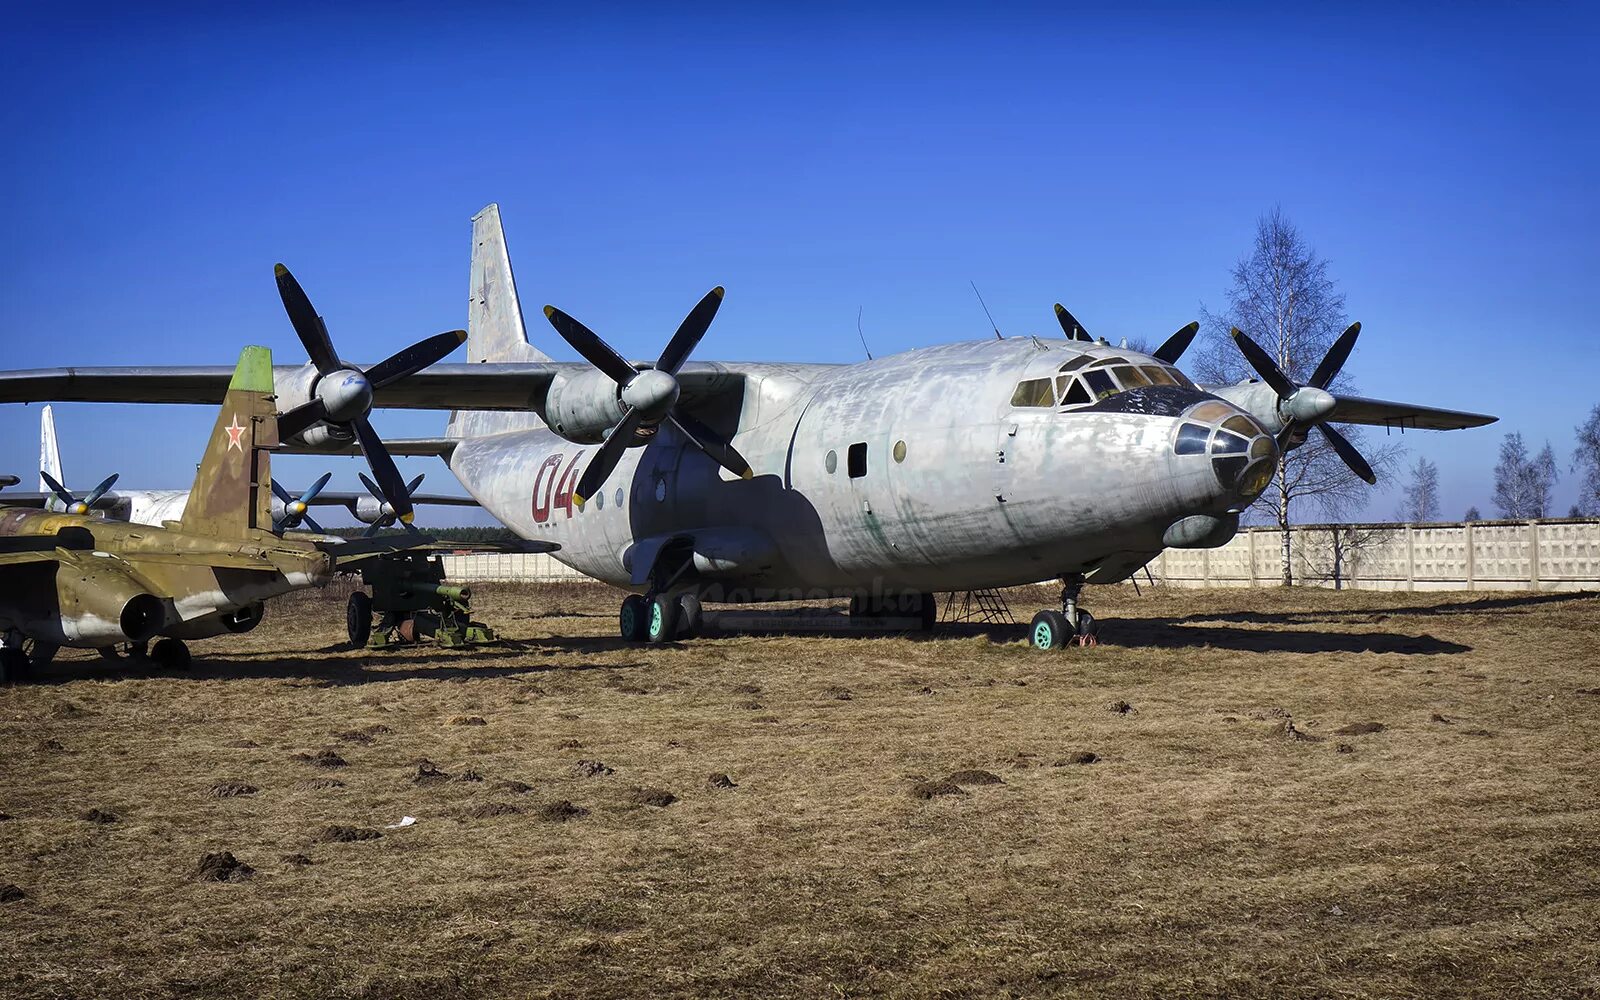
1465;522;1476;590
1529;520;1541;591
1405;524;1416;592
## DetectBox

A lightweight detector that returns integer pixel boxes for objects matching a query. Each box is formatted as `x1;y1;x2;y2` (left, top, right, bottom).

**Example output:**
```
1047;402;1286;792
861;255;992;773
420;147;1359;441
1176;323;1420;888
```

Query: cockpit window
1142;366;1177;387
1222;415;1258;437
1212;431;1250;455
1058;376;1091;406
1175;423;1209;455
1010;377;1054;408
1082;369;1117;400
1088;356;1128;368
1112;365;1150;388
1059;355;1095;373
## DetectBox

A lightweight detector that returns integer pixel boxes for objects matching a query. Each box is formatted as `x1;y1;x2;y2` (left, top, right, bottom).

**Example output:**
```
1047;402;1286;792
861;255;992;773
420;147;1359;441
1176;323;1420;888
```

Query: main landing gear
1029;575;1098;650
619;592;703;643
97;638;191;669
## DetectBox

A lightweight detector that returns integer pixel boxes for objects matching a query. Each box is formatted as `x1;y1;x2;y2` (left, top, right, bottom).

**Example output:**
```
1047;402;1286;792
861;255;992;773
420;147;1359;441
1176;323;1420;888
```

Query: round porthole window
594;491;604;511
825;450;838;474
893;440;907;463
655;479;667;502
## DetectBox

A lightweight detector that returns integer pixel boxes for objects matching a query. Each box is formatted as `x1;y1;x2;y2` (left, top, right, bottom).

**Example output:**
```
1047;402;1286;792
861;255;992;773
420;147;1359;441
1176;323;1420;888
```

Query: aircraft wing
1328;395;1497;431
305;491;479;507
0;492;51;509
0;361;747;411
0;549;60;567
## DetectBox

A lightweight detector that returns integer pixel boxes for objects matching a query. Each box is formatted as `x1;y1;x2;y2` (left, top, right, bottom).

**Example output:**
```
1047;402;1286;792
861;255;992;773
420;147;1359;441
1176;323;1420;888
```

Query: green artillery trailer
345;551;495;648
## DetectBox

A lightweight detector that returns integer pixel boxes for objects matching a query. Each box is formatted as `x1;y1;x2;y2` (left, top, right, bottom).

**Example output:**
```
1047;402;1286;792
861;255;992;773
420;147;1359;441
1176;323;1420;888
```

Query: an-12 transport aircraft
0;206;1495;650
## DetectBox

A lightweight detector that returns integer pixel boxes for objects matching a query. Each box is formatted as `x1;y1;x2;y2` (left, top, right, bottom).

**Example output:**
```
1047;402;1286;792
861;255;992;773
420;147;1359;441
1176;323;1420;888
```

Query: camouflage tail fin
447;203;549;440
179;345;279;538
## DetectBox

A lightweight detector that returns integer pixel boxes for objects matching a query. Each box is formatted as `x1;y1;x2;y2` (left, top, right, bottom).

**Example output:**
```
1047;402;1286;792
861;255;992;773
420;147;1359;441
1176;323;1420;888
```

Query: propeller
359;472;427;537
1153;322;1200;365
271;472;332;533
41;471;118;516
1053;304;1094;342
1228;322;1375;484
543;288;753;505
271;263;466;524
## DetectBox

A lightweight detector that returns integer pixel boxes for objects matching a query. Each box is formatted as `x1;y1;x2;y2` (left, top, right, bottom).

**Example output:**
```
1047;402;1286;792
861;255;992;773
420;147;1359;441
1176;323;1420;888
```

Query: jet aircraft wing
0;549;61;567
0;362;744;411
1326;395;1497;431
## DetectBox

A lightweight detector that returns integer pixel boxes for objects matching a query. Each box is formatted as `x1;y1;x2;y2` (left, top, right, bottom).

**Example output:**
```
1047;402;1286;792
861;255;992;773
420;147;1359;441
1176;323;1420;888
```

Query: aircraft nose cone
1284;386;1335;424
621;369;680;421
316;369;374;423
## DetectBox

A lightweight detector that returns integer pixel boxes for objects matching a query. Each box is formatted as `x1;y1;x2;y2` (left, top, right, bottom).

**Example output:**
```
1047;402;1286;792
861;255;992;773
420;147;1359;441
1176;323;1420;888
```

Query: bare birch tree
1573;404;1600;516
1493;432;1559;518
1398;456;1441;522
1193;207;1400;584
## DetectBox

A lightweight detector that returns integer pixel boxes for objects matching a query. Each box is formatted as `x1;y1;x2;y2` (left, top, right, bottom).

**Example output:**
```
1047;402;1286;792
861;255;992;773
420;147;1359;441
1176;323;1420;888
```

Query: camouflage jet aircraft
0;346;430;680
0;206;1496;649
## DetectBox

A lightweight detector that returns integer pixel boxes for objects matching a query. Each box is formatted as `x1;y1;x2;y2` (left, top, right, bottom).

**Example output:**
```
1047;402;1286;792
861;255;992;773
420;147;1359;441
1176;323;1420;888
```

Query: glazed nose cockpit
1172;400;1276;500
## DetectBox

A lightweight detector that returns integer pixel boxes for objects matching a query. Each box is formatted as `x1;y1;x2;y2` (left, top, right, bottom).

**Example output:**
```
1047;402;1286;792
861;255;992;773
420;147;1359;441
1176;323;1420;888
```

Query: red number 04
531;452;585;524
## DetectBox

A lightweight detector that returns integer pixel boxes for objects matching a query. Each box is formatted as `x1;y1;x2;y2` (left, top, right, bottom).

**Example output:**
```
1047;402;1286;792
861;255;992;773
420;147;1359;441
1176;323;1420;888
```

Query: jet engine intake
58;560;166;645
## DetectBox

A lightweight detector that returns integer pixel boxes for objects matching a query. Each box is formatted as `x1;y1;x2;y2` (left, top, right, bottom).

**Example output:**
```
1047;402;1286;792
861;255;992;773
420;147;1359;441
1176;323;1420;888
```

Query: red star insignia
225;415;246;452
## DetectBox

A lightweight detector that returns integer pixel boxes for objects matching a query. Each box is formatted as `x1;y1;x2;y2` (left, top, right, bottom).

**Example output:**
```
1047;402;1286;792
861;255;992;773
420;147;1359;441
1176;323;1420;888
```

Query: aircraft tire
1030;610;1071;650
619;595;649;642
151;638;191;671
676;594;703;639
647;594;679;644
347;592;373;647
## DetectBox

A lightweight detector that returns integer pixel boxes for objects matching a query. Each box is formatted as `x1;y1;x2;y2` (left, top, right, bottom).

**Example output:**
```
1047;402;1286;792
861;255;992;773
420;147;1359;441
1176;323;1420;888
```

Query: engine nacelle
56;558;166;646
544;370;624;444
282;421;356;451
165;602;264;639
353;494;388;524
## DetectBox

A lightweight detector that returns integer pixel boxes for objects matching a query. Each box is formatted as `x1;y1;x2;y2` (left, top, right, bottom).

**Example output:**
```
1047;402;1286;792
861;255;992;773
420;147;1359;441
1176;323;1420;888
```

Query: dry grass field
2;581;1598;999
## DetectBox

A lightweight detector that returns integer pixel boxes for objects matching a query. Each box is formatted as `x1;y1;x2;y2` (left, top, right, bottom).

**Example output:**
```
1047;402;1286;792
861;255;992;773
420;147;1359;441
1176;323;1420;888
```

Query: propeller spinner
543;288;753;506
1229;322;1374;484
40;471;118;516
271;472;333;533
272;264;465;524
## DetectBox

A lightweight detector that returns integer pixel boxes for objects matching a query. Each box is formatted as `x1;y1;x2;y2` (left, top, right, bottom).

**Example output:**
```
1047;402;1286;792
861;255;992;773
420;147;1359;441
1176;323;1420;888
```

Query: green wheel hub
1033;621;1054;649
649;602;664;638
621;605;636;635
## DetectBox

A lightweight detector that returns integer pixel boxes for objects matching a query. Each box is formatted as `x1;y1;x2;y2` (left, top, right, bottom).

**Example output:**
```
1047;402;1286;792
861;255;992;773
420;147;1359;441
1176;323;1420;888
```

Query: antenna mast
970;281;1003;340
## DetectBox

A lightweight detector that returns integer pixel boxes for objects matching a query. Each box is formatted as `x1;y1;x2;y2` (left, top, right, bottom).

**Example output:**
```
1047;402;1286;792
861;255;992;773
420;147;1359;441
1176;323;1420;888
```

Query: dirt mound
1336;743;1355;754
628;787;678;807
318;825;381;843
447;715;487;726
573;759;614;778
298;778;345;791
1430;713;1454;724
495;780;534;794
1107;700;1136;715
50;700;89;718
910;780;968;800
453;768;484;783
553;739;582;750
38;739;66;753
706;773;736;789
1055;751;1099;766
208;781;258;798
462;802;521;819
0;883;25;903
294;749;347;768
193;851;254;882
281;853;314;866
413;759;450;784
824;686;854;701
80;808;118;824
1249;707;1293;721
1277;720;1323;742
946;769;1004;786
1334;721;1386;735
536;800;589;822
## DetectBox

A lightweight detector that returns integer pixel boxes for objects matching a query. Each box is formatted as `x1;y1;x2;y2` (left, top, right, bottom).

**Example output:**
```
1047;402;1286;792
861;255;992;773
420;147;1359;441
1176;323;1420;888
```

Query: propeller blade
83;474;119;506
364;330;467;390
274;264;341;374
1318;423;1376;485
668;411;753;481
1153;322;1200;365
543;306;638;385
405;473;425;496
573;407;645;507
39;471;77;508
300;511;326;534
1054;304;1093;342
299;471;333;505
276;398;329;440
362;520;382;538
1309;322;1361;390
351;417;414;523
270;479;295;505
1229;328;1297;398
657;287;724;376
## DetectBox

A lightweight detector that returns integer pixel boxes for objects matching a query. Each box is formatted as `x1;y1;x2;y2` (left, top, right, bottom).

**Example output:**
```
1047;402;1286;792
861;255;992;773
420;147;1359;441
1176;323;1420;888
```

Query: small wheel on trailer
646;593;679;644
150;637;191;671
346;591;373;647
676;593;703;639
619;594;649;642
1030;610;1071;650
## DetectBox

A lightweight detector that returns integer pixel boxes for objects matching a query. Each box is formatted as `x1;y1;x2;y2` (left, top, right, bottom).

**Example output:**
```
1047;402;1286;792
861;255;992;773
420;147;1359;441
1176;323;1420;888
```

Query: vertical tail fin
39;404;63;501
447;203;550;440
179;345;279;537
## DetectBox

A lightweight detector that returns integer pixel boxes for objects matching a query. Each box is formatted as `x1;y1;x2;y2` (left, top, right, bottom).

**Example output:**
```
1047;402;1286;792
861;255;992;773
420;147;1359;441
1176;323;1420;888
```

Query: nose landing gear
1029;575;1098;649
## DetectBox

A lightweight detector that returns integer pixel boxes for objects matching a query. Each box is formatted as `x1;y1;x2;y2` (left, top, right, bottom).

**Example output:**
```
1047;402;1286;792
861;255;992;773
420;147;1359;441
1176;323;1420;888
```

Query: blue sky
2;3;1596;522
